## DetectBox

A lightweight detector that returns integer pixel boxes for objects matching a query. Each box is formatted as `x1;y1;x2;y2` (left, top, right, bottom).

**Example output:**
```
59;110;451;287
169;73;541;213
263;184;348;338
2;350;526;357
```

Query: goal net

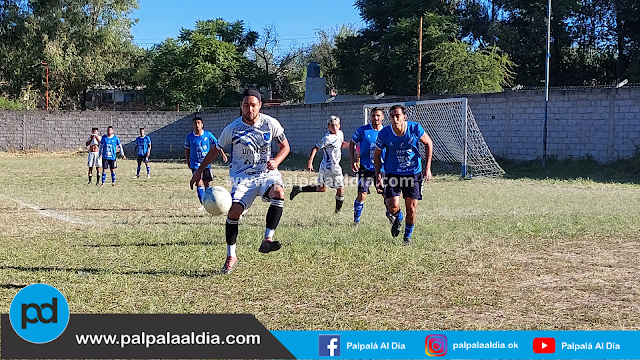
363;98;504;178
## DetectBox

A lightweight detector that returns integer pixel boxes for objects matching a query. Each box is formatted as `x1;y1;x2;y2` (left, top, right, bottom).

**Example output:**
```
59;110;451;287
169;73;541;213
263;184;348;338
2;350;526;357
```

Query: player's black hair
139;127;145;131
371;107;384;114
192;116;203;123
389;104;407;115
107;125;114;130
91;127;98;132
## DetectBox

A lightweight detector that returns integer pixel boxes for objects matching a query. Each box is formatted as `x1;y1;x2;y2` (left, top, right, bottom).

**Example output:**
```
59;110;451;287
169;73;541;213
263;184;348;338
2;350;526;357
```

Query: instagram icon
425;334;448;357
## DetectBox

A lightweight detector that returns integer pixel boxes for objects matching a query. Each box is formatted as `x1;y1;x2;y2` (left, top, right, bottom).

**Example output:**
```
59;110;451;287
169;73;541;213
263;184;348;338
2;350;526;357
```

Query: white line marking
0;194;89;225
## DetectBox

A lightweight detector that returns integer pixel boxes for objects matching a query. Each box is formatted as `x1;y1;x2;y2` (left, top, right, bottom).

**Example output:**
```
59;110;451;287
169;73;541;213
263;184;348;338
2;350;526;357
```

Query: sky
131;0;366;49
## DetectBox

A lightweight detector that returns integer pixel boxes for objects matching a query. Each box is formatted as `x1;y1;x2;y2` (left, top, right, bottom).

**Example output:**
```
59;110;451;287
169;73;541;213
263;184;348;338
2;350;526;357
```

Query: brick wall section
1;88;639;162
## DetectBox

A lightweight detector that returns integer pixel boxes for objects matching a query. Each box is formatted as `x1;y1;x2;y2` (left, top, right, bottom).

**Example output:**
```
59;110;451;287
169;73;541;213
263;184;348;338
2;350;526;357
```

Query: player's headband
242;89;262;101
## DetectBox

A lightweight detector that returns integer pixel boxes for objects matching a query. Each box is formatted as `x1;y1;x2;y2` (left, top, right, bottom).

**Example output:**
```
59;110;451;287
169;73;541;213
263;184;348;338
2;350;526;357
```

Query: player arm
147;139;151;157
268;138;290;170
189;147;220;189
419;132;433;181
307;146;319;172
184;148;190;168
349;141;359;173
85;136;92;147
374;148;384;190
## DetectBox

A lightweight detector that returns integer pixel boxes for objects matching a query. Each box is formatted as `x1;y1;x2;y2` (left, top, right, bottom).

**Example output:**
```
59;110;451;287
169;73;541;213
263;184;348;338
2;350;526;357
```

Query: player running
134;127;152;178
185;117;228;210
190;89;290;275
374;105;433;245
289;116;349;213
86;127;102;185
99;126;126;186
349;107;386;224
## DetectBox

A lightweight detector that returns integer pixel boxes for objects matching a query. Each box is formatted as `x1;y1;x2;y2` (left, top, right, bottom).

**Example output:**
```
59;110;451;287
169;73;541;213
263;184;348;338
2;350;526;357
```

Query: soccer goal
363;98;504;178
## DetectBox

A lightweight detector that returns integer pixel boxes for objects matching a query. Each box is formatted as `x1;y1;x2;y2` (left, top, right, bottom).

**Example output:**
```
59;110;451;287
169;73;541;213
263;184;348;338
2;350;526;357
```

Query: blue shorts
137;155;149;165
384;173;423;200
357;168;384;194
192;168;213;183
102;159;117;170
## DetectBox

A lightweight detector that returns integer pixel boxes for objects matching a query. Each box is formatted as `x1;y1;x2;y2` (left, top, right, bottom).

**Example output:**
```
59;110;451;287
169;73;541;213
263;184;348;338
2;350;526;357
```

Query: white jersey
87;134;101;150
316;130;344;173
217;113;286;180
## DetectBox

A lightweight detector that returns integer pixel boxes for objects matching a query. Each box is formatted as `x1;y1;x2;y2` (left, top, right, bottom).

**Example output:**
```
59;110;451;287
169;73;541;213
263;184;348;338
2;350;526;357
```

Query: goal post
363;98;504;178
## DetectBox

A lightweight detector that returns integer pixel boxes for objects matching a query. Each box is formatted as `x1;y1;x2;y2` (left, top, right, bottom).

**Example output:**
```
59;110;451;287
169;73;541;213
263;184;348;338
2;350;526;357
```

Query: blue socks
353;200;364;223
101;172;106;183
147;166;150;175
197;186;205;204
136;166;140;176
111;172;116;184
404;223;415;239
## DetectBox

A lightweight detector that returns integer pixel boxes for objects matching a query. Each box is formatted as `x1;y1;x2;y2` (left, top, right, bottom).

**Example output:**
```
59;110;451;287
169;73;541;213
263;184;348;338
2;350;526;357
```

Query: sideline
0;194;89;225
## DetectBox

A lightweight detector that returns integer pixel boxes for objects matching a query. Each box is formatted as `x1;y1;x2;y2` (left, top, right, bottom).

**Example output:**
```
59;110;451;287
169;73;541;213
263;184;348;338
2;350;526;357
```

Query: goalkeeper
374;105;433;246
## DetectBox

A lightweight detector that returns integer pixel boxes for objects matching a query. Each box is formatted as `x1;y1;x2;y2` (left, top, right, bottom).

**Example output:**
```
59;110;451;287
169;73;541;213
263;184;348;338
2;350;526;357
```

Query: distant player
99;126;126;186
86;127;102;185
374;105;433;245
134;127;152;178
349;107;386;224
190;89;290;274
184;117;228;210
290;116;349;213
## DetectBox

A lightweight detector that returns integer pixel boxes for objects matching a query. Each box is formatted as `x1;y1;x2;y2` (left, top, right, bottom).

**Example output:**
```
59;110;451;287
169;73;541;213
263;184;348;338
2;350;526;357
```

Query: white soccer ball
202;186;232;216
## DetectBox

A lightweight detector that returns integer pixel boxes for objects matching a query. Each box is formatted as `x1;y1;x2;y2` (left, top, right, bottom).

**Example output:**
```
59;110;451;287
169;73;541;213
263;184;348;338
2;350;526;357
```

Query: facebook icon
319;334;341;357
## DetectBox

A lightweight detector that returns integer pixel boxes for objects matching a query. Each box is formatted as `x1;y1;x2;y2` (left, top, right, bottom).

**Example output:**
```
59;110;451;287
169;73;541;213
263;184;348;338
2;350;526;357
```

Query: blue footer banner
272;330;638;359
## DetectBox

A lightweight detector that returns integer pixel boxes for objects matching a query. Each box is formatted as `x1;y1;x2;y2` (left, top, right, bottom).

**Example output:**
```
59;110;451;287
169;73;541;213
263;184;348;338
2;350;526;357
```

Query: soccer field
0;153;639;331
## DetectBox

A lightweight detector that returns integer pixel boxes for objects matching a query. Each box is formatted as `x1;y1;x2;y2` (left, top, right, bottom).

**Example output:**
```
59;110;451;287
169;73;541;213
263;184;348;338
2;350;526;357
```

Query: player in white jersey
85;127;102;185
289;115;349;213
190;89;290;275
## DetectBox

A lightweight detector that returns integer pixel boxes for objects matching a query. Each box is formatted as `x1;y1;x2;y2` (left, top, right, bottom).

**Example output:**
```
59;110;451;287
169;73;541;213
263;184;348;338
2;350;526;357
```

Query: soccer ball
202;186;232;216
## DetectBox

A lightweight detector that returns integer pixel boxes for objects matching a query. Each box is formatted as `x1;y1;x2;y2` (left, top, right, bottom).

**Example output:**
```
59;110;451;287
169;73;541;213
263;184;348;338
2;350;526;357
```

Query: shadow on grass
84;240;214;248
0;284;27;289
498;155;640;184
1;265;216;278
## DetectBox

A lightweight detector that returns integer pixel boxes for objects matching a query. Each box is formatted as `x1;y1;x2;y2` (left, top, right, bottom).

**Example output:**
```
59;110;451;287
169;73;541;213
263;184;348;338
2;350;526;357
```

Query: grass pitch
0;152;639;331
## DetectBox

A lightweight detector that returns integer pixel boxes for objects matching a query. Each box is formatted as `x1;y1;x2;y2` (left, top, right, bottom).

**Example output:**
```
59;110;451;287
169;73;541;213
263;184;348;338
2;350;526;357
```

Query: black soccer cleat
259;239;281;253
391;213;403;238
402;237;411;246
289;185;301;201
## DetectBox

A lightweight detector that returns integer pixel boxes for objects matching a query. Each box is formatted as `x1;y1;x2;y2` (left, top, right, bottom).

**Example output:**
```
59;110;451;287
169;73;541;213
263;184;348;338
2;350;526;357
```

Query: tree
144;19;262;109
428;40;514;93
0;0;141;109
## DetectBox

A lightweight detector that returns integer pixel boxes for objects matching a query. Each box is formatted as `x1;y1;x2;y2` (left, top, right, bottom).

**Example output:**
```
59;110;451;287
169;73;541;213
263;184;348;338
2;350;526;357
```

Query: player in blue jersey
349;107;386;224
185;117;228;209
134;127;152;179
374;105;433;245
190;89;290;274
98;126;126;186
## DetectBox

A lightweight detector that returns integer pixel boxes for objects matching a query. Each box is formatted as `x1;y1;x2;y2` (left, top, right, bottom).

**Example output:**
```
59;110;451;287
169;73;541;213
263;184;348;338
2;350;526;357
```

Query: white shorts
231;173;284;211
87;152;102;168
318;167;344;189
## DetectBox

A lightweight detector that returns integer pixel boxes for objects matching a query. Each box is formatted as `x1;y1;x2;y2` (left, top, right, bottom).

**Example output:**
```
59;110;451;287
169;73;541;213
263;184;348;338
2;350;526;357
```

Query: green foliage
428;40;514;93
0;95;26;110
144;19;264;109
0;0;141;109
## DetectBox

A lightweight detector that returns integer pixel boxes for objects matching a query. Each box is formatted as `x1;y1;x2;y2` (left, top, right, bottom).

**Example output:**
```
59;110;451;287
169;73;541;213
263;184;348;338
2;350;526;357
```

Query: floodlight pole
417;16;423;100
543;0;551;167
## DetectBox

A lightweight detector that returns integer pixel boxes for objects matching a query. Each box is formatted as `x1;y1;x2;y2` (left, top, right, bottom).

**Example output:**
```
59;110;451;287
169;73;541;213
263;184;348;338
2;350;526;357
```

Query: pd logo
426;334;448;357
9;284;70;344
319;334;341;357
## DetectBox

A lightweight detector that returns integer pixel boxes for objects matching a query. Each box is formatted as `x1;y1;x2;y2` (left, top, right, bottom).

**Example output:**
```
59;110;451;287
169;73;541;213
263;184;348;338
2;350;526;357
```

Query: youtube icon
533;338;556;353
